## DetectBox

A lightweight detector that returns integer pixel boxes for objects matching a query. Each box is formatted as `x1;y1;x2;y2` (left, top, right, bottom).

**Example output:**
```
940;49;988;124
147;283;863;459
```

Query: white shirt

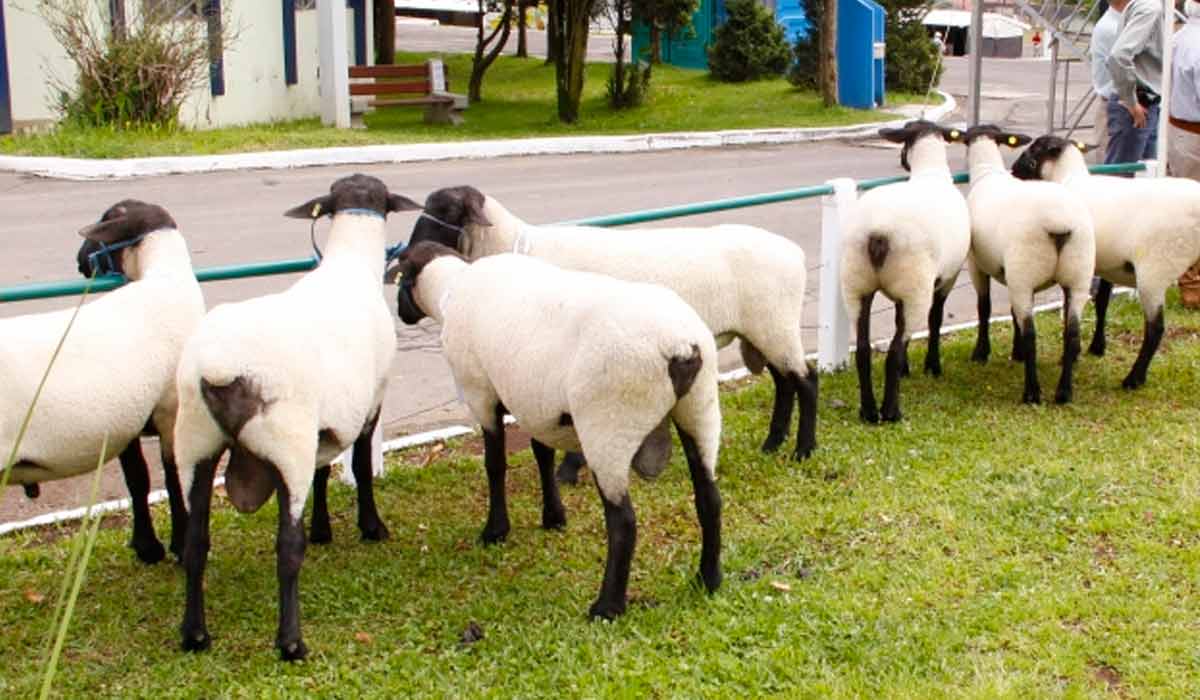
1172;19;1200;121
1091;8;1121;99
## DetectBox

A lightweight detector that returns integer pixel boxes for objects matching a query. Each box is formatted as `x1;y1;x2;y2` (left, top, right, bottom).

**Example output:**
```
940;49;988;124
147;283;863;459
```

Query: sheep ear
878;127;909;143
284;195;334;219
387;194;422;213
1001;132;1033;148
78;217;133;244
463;192;492;227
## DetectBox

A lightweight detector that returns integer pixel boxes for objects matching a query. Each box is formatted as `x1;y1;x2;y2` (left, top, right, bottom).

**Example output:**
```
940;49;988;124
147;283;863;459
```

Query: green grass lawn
5;292;1190;697
0;53;931;159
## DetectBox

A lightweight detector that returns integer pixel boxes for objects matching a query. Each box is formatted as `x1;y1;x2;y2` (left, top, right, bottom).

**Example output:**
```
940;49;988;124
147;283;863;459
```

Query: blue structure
633;0;886;109
837;0;885;108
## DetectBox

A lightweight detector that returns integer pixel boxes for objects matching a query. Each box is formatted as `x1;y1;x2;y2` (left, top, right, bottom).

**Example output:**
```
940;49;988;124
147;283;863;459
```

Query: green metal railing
0;161;1148;304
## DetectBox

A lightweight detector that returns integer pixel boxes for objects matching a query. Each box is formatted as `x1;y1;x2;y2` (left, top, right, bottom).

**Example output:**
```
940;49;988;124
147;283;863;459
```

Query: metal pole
1047;38;1059;133
1157;0;1173;170
968;0;984;125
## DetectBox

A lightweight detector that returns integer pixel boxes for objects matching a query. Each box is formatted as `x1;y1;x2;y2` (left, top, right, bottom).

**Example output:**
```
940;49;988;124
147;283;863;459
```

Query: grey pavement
0;54;1081;524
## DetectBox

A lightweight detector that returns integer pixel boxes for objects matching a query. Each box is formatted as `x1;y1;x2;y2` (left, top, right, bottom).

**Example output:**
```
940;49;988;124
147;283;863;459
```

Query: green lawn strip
0;54;930;159
4;291;1192;697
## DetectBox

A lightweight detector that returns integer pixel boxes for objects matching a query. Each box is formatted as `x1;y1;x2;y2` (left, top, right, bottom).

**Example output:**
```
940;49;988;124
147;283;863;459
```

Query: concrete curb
0;92;956;181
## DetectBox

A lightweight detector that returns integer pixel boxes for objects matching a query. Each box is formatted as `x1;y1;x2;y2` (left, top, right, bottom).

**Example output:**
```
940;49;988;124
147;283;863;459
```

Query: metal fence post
818;177;857;372
338;418;384;486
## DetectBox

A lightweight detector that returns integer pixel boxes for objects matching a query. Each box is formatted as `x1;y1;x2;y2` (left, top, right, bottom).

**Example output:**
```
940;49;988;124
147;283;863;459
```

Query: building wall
1;1;372;132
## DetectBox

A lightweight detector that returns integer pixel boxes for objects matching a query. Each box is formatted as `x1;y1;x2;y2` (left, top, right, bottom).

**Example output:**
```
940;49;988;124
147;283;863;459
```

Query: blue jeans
1105;97;1159;166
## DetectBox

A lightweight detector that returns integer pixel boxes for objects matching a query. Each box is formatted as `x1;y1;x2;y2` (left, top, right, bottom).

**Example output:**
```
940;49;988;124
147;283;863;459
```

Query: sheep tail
1047;229;1072;253
667;344;703;399
867;234;890;269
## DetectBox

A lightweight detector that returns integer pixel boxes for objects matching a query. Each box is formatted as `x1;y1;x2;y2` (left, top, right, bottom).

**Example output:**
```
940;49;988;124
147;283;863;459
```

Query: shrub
879;1;944;93
707;0;791;82
786;0;823;90
36;0;235;129
608;61;652;109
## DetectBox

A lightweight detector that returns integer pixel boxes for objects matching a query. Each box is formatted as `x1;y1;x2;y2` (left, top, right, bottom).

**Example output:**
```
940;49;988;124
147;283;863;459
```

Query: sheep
962;125;1096;404
394;241;723;620
1012;136;1200;389
173;174;421;661
3;200;204;564
842;120;971;422
404;186;816;476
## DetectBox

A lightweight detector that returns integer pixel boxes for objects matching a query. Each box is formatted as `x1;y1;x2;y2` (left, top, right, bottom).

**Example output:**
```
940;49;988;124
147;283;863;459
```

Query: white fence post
818;178;857;372
1136;159;1162;178
338;419;385;486
317;0;351;129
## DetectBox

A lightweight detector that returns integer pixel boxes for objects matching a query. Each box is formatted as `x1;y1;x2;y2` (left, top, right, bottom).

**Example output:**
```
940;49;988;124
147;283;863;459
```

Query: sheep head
394;241;467;325
963;124;1032;149
407;186;492;254
77;199;176;278
878;120;962;172
1011;136;1092;181
283;173;420;221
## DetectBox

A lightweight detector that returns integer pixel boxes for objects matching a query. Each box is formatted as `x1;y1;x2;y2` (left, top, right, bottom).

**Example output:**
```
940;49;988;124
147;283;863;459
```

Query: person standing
1091;5;1122;160
1169;0;1200;306
1104;0;1163;166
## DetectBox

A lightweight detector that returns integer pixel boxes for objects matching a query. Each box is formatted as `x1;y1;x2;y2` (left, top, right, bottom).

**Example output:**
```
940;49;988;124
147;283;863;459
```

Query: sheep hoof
310;527;333;545
480;523;509;545
542;509;567;531
1054;389;1073;404
859;407;880;424
169;539;185;562
759;434;785;454
1121;374;1146;390
881;406;902;423
181;629;211;653
1022;389;1041;404
698;567;723;594
359;521;390;542
278;639;308;662
970;347;990;363
1088;340;1106;357
133;538;167;565
792;442;815;461
924;360;943;377
588;599;625;621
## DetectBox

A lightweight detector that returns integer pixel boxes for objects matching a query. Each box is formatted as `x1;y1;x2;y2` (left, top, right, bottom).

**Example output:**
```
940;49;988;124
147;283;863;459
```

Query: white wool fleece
174;213;395;521
414;253;721;503
966;138;1095;322
842;134;971;333
462;201;809;377
1;230;204;482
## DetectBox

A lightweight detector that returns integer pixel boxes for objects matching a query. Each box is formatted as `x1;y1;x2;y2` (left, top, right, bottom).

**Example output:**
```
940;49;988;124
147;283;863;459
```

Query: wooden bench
348;59;467;126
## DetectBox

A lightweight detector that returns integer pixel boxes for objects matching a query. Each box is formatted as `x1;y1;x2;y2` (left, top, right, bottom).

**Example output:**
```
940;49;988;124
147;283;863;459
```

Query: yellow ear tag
949;129;960;140
1074;141;1085;151
1007;136;1018;146
311;203;322;218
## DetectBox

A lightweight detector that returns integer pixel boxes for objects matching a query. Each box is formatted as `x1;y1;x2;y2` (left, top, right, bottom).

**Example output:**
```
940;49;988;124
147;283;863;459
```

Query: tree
469;0;515;102
608;0;650;108
819;0;836;106
549;0;597;122
546;0;560;64
877;0;942;93
707;0;790;82
374;0;395;64
635;0;699;64
516;0;532;57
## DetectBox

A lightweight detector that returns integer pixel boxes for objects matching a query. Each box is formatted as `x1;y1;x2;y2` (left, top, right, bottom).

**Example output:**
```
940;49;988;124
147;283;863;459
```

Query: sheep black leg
352;417;389;541
1055;294;1082;404
925;288;948;376
118;441;166;564
1089;279;1113;357
1020;315;1041;404
1011;315;1025;362
677;426;722;594
589;486;636;621
894;305;911;377
480;405;511;544
760;365;796;453
531;439;567;530
180;456;219;653
972;284;992;363
161;453;188;560
555;451;587;485
856;295;879;424
274;481;308;662
791;366;818;460
309;465;332;545
881;302;906;423
1123;305;1165;389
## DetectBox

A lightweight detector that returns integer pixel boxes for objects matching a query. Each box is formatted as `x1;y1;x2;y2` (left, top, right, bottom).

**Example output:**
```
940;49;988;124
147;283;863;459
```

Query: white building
0;0;378;133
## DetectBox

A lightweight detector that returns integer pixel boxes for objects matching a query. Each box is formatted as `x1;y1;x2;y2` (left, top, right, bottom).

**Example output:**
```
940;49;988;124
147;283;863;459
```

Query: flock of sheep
3;119;1198;661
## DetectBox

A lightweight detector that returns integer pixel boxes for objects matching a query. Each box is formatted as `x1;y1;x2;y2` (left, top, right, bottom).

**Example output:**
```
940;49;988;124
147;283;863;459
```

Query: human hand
1125;101;1147;128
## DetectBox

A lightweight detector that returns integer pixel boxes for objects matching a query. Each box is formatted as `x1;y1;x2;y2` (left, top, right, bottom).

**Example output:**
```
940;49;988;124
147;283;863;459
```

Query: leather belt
1170;115;1200;136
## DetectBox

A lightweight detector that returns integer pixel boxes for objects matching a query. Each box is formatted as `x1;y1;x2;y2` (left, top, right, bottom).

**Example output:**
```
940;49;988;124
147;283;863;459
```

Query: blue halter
87;234;147;276
309;208;388;262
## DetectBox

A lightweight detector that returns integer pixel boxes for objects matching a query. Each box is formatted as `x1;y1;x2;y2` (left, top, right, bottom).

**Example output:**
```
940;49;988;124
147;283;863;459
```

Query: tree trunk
470;0;515;102
649;24;661;64
516;0;529;57
555;0;592;122
374;0;396;64
546;0;561;65
819;0;837;107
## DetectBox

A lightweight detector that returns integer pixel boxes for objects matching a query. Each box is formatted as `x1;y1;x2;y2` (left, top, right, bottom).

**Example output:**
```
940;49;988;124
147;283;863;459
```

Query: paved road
0;53;1084;523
